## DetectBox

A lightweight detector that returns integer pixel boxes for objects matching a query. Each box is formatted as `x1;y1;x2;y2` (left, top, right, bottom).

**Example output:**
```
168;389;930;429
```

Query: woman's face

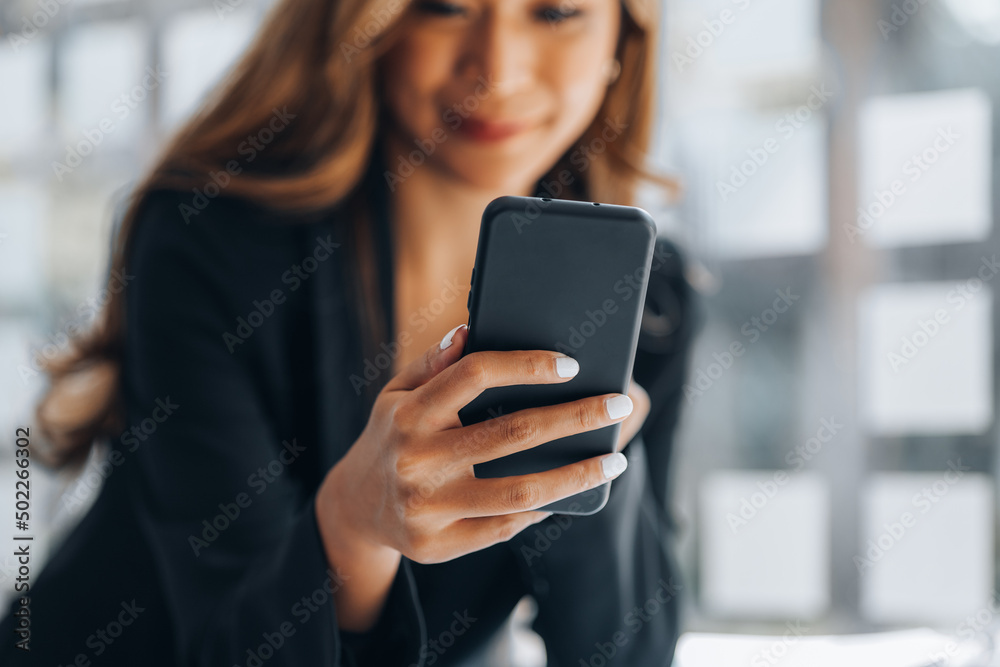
380;0;622;192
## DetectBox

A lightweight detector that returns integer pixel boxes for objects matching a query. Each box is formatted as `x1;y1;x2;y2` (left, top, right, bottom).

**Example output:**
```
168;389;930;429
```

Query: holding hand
315;324;635;630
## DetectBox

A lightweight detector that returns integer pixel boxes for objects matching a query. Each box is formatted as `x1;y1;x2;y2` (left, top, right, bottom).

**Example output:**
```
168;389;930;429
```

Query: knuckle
419;345;436;373
394;456;425;495
576;401;599;431
569;464;592;493
391;399;419;433
396;477;420;507
398;467;434;504
394;445;418;473
498;415;538;447
458;355;490;387
504;480;541;511
524;354;544;379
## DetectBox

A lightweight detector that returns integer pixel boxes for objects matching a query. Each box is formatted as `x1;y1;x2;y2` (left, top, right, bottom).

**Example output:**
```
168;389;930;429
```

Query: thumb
385;323;468;392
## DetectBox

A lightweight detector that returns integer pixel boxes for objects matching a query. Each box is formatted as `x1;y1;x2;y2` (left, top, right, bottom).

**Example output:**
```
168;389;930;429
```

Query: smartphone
458;195;656;515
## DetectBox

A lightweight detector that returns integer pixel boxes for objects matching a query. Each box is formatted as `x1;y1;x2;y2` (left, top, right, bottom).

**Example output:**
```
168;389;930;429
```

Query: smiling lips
457;116;535;142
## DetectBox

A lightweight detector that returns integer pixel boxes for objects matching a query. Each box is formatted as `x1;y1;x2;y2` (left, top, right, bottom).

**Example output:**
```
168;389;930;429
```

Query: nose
457;8;534;99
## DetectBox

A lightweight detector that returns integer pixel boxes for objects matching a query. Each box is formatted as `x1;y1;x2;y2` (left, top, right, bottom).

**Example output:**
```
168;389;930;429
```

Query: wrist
316;461;398;564
316;463;403;632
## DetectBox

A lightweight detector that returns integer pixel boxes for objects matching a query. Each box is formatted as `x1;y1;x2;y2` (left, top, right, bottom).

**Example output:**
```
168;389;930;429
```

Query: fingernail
440;324;467;350
555;356;579;378
605;395;633;420
602;452;628;479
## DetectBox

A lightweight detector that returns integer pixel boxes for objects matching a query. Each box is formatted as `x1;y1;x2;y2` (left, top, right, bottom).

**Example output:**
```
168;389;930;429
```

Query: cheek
559;64;608;117
538;15;621;142
544;54;614;145
382;40;454;131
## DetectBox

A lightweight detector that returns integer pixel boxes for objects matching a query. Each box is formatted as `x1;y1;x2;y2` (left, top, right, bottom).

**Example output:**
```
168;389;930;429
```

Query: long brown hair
36;0;676;467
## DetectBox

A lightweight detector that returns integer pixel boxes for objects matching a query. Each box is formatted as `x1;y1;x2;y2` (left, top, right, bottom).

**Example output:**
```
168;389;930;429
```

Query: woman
3;0;694;664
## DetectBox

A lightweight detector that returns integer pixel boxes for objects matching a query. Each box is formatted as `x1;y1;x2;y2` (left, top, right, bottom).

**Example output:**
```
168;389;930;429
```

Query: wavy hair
35;0;676;466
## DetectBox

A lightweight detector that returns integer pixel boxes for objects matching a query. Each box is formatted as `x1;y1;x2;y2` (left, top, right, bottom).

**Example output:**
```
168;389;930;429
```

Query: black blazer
1;153;695;666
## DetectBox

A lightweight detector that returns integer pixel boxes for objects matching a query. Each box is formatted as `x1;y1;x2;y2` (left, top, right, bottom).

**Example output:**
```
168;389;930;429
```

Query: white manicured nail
555;357;579;378
605;395;633;420
602;452;628;479
440;324;466;350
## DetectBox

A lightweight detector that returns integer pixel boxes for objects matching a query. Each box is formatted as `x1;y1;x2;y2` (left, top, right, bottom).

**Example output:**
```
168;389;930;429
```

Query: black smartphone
458;195;656;515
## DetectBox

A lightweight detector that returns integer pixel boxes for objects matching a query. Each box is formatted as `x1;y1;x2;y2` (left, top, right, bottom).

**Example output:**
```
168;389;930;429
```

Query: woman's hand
315;323;635;630
615;379;650;452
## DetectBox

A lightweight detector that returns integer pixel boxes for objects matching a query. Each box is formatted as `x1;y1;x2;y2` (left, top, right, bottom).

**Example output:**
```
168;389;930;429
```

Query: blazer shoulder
127;188;336;283
134;188;311;245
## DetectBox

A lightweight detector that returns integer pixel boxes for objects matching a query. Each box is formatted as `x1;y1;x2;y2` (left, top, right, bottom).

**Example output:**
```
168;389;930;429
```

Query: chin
436;146;558;195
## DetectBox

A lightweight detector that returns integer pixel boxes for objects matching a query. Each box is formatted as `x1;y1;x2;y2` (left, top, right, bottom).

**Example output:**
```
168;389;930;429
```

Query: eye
537;5;584;24
413;0;469;17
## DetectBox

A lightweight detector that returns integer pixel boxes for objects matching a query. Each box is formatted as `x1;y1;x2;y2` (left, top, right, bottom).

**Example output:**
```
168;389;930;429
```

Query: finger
413;349;581;421
616;379;649;452
447;510;554;554
444;450;629;519
446;393;633;466
384;323;469;393
629;379;650;416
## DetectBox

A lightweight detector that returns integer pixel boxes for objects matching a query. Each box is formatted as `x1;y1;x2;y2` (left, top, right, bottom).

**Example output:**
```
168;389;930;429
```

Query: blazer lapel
311;212;367;474
311;146;396;474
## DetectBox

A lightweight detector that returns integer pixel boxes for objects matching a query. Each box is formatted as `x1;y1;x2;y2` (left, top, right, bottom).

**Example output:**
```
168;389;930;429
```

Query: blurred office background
1;0;999;664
